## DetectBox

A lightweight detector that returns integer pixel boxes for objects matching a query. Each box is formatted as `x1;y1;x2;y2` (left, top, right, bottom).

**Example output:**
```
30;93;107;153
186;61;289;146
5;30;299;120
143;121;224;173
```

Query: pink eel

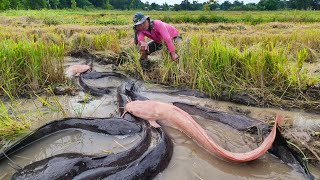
125;100;283;162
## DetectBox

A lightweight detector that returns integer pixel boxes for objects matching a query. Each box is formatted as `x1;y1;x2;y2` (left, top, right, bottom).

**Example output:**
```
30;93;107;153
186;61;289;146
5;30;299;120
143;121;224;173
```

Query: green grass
2;10;320;25
1;10;320;101
0;39;65;97
0;102;30;141
122;32;320;105
69;31;122;53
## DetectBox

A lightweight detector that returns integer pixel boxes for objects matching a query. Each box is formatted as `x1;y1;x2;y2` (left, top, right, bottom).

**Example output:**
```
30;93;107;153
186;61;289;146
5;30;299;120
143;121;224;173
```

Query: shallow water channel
0;58;319;179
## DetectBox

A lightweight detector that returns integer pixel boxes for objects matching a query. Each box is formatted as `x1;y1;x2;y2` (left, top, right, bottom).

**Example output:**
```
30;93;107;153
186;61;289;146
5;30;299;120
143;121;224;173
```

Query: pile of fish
0;68;315;179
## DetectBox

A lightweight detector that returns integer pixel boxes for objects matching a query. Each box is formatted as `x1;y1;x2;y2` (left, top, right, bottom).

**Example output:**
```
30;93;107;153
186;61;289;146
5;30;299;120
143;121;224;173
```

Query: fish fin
276;113;285;126
149;121;161;128
121;110;127;118
75;72;80;77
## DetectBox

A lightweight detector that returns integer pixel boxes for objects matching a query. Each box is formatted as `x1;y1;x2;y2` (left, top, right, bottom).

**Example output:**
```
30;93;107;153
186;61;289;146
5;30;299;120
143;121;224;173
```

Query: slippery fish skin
1;118;149;180
125;100;281;162
65;64;91;77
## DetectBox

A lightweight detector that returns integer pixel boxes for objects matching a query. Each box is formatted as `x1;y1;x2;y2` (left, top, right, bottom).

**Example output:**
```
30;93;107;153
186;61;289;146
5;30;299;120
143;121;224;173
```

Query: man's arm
137;32;148;51
156;22;179;61
156;21;176;53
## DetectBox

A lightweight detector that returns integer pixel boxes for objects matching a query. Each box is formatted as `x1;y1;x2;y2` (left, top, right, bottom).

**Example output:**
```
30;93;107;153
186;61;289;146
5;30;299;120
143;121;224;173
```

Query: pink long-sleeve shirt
137;20;179;53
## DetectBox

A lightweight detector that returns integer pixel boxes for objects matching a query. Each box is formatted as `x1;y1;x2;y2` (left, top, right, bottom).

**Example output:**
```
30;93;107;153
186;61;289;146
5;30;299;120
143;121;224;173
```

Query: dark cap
133;12;149;26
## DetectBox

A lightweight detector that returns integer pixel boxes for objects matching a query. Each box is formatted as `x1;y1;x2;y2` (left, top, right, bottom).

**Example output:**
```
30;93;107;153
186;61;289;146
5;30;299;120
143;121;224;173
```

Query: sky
141;0;260;5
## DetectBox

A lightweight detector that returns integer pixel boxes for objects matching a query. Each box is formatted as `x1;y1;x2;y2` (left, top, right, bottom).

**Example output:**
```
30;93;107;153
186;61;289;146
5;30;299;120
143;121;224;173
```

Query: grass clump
123;33;320;106
0;39;65;97
0;102;30;142
69;32;121;53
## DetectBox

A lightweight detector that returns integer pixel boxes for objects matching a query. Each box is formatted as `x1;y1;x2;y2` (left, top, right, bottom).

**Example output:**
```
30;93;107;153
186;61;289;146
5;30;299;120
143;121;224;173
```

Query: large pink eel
124;100;283;162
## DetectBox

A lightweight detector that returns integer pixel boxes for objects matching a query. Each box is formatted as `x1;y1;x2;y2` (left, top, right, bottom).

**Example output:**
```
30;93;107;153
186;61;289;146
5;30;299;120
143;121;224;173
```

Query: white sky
141;0;260;5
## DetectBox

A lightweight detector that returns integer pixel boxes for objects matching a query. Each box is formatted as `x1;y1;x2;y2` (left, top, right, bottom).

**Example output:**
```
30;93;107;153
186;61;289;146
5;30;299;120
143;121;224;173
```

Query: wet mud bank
218;88;320;114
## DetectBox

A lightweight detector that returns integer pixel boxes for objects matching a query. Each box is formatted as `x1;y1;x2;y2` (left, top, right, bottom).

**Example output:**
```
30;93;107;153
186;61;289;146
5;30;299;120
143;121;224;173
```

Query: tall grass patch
0;39;65;97
142;33;318;97
0;102;30;141
69;32;121;53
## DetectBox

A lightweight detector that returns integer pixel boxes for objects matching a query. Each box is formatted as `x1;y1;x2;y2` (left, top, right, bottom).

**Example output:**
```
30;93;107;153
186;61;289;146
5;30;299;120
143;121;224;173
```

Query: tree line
0;0;319;11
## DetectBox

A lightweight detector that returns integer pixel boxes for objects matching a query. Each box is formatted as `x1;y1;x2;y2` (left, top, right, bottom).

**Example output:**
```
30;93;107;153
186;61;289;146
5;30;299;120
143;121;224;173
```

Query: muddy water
157;127;303;180
1;58;320;179
0;129;141;179
81;76;124;89
141;85;320;132
1;88;319;179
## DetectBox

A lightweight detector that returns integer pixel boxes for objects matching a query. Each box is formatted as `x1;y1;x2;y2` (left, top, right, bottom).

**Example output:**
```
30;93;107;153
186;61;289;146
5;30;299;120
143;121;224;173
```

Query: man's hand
139;41;149;51
139;41;149;61
170;52;179;61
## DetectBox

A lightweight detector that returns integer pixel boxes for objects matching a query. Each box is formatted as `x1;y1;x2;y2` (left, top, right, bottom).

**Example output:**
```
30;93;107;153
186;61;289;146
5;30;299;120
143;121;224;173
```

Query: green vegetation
0;102;30;141
3;10;320;25
159;34;315;93
0;39;65;97
1;10;320;102
0;11;127;97
159;11;320;24
0;0;318;11
123;31;319;91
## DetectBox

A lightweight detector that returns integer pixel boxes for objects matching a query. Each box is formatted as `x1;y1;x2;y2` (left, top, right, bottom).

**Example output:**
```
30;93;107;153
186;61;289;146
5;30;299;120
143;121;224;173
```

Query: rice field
1;9;320;143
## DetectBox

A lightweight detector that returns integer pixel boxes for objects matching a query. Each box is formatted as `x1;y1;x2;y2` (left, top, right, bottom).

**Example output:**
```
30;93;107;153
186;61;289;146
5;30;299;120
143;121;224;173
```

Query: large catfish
124;100;282;162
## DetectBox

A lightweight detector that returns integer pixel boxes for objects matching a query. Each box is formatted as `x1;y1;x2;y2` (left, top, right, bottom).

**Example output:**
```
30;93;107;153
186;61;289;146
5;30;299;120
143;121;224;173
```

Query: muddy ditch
73;48;320;168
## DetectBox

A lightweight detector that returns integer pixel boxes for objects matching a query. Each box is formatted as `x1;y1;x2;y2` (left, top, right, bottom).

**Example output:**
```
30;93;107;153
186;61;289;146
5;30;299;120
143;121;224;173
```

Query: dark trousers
146;41;162;55
146;36;182;55
140;36;182;69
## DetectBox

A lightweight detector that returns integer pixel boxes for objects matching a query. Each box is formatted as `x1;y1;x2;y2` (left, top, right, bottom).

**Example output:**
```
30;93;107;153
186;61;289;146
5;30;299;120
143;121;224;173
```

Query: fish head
76;65;91;73
125;100;158;121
